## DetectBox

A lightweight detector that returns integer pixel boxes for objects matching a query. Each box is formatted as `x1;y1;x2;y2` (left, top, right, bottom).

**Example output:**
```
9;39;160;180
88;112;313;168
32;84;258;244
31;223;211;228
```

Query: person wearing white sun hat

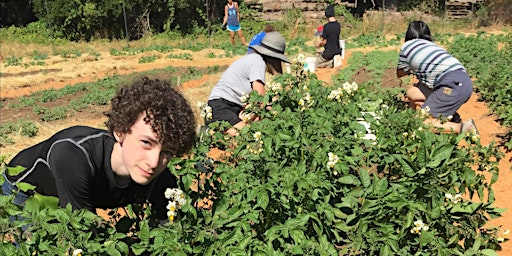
206;31;290;136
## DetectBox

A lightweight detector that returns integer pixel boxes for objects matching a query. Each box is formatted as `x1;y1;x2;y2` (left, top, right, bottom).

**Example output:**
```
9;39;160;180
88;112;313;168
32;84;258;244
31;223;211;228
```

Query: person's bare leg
230;31;236;45
225;121;247;136
424;117;462;134
406;86;426;109
237;30;247;46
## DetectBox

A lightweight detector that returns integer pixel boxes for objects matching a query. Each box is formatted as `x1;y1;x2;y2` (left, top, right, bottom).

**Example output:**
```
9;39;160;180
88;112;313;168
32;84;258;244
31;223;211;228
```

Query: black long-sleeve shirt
6;126;177;220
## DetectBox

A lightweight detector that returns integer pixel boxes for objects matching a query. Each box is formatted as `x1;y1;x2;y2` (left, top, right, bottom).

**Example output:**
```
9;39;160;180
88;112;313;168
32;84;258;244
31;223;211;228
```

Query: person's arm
222;5;228;26
252;79;265;96
47;140;95;211
317;38;327;48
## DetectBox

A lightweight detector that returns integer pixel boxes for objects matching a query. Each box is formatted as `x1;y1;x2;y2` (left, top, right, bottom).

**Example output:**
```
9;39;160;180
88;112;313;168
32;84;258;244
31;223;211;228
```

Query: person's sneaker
461;118;479;136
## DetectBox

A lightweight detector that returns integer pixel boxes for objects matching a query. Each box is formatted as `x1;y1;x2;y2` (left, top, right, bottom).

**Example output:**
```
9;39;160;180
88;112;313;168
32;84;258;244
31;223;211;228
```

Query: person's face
114;113;176;185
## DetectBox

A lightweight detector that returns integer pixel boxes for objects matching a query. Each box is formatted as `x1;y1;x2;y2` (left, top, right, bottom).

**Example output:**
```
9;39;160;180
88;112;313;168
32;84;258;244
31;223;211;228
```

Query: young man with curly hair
2;76;196;221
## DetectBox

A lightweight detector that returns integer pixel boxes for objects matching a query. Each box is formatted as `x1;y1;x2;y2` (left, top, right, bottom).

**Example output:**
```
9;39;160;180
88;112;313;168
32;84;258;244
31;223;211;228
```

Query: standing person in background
316;5;341;68
206;32;290;136
2;76;197;222
247;24;276;54
222;0;247;46
397;20;477;135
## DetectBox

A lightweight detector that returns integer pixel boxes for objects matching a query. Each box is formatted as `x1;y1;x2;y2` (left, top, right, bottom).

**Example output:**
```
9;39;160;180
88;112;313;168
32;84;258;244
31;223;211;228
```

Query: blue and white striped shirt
398;39;465;89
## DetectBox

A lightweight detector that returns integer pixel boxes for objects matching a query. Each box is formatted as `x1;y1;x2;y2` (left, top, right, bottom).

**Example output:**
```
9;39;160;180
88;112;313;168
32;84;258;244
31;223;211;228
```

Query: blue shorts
227;24;241;32
421;69;473;119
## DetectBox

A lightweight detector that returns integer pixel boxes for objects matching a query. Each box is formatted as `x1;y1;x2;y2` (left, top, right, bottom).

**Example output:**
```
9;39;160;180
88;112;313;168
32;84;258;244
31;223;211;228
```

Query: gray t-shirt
208;53;266;106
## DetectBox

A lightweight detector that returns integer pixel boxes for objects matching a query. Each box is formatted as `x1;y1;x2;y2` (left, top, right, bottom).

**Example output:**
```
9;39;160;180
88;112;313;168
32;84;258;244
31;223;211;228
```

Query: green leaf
359;169;371;188
255;189;269;209
480;249;498;256
139;220;150;244
450;202;482;214
338;174;360;185
290;229;306;245
417;144;427;166
24;193;59;212
130;244;147;255
16;182;36;192
394;155;417;177
6;165;26;176
379;244;391;256
419;231;434;246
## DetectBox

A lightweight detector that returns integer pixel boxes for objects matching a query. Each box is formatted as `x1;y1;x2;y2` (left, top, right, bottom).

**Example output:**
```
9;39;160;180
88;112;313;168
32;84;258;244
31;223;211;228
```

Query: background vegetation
1;1;511;254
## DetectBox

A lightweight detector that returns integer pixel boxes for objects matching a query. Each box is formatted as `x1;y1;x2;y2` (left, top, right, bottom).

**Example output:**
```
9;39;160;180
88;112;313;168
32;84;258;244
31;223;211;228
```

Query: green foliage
167;52;193;60
0;50;506;254
448;32;512;149
138;54;159;63
4;55;23;67
0;119;39;147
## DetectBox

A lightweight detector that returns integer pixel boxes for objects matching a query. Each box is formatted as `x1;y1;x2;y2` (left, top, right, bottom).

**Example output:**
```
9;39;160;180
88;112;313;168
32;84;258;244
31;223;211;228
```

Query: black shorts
206;98;244;126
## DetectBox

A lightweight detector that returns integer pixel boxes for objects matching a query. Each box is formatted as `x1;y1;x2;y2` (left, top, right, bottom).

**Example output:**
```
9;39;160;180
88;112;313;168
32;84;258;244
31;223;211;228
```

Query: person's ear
114;131;125;144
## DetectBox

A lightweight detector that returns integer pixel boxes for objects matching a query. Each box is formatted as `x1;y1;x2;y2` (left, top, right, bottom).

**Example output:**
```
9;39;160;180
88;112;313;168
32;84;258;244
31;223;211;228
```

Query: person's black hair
405;21;433;42
261;55;283;75
325;5;335;18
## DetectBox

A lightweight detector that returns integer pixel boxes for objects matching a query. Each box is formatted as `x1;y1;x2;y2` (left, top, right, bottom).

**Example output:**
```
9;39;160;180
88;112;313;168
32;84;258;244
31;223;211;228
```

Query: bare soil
1;44;511;254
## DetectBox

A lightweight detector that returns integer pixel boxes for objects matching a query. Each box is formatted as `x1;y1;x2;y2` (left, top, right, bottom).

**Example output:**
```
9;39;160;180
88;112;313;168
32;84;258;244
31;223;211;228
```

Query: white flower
419;107;430;117
410;220;429;235
445;193;463;204
327;88;343;102
355;120;377;144
342;82;352;92
298;93;314;111
164;188;184;202
240;94;248;103
340;82;358;95
198;102;213;120
177;197;186;207
327;152;339;170
242;113;252;123
73;249;83;256
253;131;262;141
350;82;358;92
503;229;510;236
267;82;282;93
167;201;177;211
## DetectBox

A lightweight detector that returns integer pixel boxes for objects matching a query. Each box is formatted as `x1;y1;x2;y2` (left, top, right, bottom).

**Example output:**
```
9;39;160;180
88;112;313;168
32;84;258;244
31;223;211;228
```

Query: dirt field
1;43;511;254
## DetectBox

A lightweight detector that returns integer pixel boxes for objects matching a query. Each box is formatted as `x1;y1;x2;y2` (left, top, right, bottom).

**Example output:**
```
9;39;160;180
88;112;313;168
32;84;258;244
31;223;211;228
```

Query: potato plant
0;53;507;256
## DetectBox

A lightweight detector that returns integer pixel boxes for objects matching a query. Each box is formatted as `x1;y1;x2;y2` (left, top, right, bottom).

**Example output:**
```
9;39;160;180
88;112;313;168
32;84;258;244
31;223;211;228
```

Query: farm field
1;26;511;254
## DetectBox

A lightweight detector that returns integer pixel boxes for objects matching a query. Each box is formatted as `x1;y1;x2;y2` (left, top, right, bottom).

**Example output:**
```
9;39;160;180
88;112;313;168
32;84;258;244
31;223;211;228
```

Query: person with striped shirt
397;21;478;135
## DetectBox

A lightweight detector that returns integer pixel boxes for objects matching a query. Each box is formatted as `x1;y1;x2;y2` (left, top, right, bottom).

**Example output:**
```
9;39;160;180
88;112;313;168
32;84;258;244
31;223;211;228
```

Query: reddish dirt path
1;48;510;253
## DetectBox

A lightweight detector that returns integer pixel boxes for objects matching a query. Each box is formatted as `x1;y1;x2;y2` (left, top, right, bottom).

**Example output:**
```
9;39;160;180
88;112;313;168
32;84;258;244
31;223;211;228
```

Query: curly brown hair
104;76;196;156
